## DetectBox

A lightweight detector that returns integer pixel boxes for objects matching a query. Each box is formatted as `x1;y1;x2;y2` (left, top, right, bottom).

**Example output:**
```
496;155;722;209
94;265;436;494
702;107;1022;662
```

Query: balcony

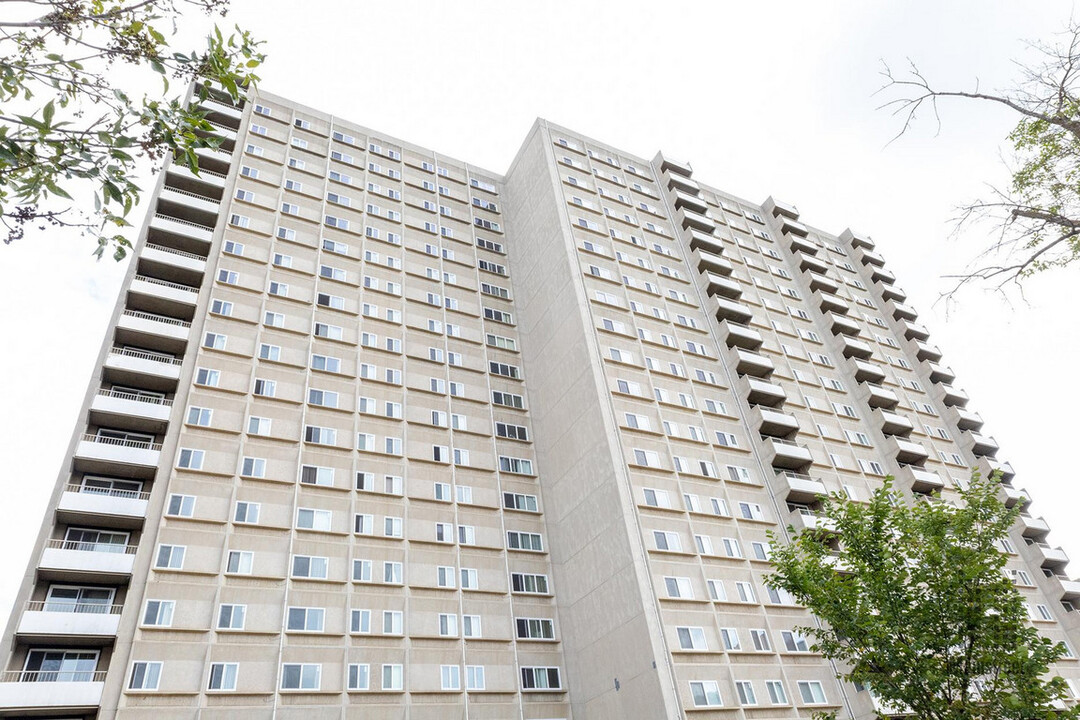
766;197;800;220
798;253;830;275
1000;484;1030;509
1019;514;1051;539
789;508;837;534
138;243;207;288
664;170;699;193
704;272;742;299
765;437;814;470
897;465;945;494
192;145;232;175
17;601;123;643
899;320;930;341
743;377;787;407
959;430;999;458
673;189;708;214
789;235;818;255
806;271;840;294
715;297;754;325
924;361;956;385
877;281;906;302
88;388;172;435
857;383;900;409
976;457;1015;483
166;162;227;192
0;670;105;713
39;539;137;583
200;96;243;122
780;217;809;237
751;406;800;436
850;357;886;383
1046;574;1080;602
840;228;875;250
201;120;238;145
659;154;693;177
115;309;191;354
885;436;930;464
721;319;763;350
815;290;849;315
886;299;918;321
103;346;182;391
128;275;199;318
873;407;914;436
913;340;942;362
56;483;150;530
856;247;886;267
148;212;215;247
73;433;162;479
773;471;827;503
870;266;896;284
688;229;723;255
695;250;733;276
1026;540;1070;571
157;186;221;226
829;312;861;336
839;336;874;360
677;207;715;233
731;348;774;378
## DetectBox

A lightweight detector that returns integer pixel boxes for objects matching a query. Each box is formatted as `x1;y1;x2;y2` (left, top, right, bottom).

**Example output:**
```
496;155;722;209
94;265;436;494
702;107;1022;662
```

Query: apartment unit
0;86;1077;720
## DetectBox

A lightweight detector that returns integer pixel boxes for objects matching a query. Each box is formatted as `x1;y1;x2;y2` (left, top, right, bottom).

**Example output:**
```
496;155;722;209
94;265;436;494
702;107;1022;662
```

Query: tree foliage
766;473;1076;720
880;22;1080;299
0;0;264;259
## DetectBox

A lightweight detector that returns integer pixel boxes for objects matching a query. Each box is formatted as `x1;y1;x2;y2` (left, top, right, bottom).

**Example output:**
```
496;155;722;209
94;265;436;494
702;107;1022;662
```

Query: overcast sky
1;0;1077;621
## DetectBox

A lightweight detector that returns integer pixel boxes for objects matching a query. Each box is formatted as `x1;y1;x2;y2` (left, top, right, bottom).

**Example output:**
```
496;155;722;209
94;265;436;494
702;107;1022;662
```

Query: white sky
1;0;1078;621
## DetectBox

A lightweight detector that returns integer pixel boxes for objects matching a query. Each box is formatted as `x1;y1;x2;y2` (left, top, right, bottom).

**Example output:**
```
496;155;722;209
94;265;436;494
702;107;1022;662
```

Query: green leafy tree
880;22;1080;299
0;0;265;259
767;472;1076;720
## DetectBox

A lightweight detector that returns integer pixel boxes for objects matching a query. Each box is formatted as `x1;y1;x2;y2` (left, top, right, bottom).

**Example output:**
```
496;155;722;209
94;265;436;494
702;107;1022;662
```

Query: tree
880;22;1080;299
0;0;265;259
766;472;1076;720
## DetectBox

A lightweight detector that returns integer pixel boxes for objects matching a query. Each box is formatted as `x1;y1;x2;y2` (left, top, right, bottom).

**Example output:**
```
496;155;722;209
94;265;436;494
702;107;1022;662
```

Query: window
381;664;403;691
750;628;771;651
155;544;185;569
441;665;461;691
226;550;253;574
463;614;481;637
665;576;693;599
520;667;561;690
766;680;788;705
208;663;238;691
466;665;485;691
516;617;555;640
797;681;827;704
287;606;325;632
240;457;265;478
234;501;259;524
736;681;757;706
291;555;328;579
677;626;707;650
142;600;175;627
690;680;723;707
382;610;403;635
347;664;369;691
166;494;195;518
512;573;549;594
506;531;543;551
129;661;162;690
460;568;478;590
438;613;458;637
720;627;741;650
281;664;321;690
781;630;810;652
217;603;246;630
350;609;371;634
296;508;332;532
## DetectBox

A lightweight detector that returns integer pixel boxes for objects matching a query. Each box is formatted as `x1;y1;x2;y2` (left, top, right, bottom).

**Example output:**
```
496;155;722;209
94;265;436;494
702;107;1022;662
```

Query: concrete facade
1;87;1078;720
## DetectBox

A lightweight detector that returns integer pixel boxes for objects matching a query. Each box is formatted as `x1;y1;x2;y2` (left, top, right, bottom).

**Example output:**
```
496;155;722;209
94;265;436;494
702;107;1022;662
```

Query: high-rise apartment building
1;86;1078;720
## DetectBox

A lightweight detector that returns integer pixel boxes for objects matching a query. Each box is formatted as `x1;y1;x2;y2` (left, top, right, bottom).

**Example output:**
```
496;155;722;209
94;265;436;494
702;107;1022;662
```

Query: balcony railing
132;275;199;294
95;388;172;406
161;186;219;204
152;213;215;232
0;670;107;684
45;538;138;555
79;433;162;451
64;483;150;501
25;600;123;615
143;243;207;262
119;309;191;328
108;346;181;365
